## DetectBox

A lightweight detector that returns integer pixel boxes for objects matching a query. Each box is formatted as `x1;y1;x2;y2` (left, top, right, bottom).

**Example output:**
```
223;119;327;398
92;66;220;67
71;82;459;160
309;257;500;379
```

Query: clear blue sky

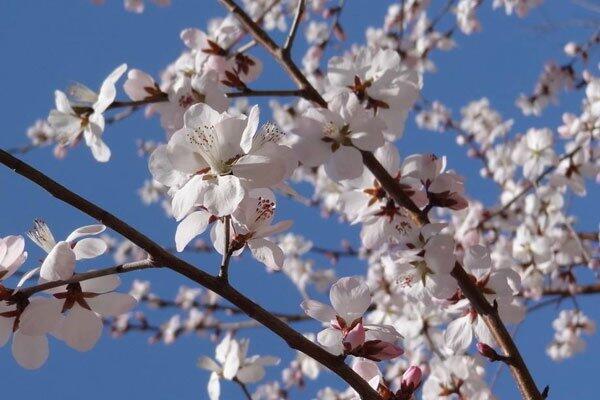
0;1;598;399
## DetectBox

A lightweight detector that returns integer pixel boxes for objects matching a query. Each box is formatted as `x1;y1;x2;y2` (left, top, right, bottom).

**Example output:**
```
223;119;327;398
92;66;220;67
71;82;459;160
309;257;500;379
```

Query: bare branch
283;0;305;55
219;216;233;282
15;259;156;298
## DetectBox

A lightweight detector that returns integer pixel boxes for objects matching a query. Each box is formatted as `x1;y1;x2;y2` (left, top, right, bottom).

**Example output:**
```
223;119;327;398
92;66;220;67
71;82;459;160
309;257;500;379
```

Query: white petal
93;63;127;113
58;306;103;352
87;292;136;317
0;235;27;280
444;316;472;352
208;372;221;400
18;298;62;336
12;267;39;294
325;146;363;181
12;332;49;370
40;242;75;281
300;300;336;323
222;340;241;380
171;175;206;221
80;274;121;293
236;364;265;383
239;105;260;153
248;238;284;270
473;316;494;345
203;176;244;217
72;238;107;260
254;220;293;238
175;210;211;252
232;154;286;188
329;276;371;322
65;225;106;242
184;103;222;130
149;145;185;187
198;356;222;373
317;328;343;348
88;133;111;162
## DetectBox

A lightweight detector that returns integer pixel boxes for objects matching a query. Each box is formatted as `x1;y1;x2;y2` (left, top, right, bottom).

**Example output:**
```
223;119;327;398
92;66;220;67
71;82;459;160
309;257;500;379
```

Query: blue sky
0;0;598;399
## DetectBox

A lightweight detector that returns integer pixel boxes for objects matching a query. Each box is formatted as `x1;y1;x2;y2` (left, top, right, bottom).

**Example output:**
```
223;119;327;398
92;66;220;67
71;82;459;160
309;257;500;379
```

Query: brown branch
218;0;328;108
0;148;380;400
538;283;600;297
233;377;254;400
282;0;305;55
219;216;233;282
15;259;155;298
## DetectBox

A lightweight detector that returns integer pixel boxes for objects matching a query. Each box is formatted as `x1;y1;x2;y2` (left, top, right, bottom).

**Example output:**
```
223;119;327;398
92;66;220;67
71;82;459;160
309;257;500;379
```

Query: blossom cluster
6;0;600;399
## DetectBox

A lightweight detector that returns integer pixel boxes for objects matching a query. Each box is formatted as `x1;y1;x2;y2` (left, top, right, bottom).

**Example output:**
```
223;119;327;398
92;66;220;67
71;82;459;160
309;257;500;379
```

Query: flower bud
343;321;365;351
477;342;503;362
364;341;404;361
401;366;422;392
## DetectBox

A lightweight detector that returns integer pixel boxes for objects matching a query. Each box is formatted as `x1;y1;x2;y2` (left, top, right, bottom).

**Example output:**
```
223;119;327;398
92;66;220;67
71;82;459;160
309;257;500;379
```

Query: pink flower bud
477;342;502;362
365;341;404;361
401;366;422;392
343;321;365;351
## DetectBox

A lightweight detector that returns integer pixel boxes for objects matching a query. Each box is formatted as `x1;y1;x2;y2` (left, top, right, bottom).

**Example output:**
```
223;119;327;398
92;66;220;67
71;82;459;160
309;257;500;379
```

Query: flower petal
87;292;136;317
12;332;49;370
18;297;62;336
248;238;284;270
40;241;75;282
72;238;107;260
175;210;211;252
58;306;103;352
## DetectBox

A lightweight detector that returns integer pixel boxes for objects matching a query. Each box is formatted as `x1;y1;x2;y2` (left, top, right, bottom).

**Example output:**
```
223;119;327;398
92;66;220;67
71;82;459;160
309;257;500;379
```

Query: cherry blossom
326;46;421;139
512;128;557;179
0;235;28;281
301;276;403;360
52;274;136;351
291;92;385;181
48;64;127;162
422;356;495;400
547;309;596;361
382;224;458;300
149;103;293;219
444;245;523;352
27;220;107;282
198;334;279;400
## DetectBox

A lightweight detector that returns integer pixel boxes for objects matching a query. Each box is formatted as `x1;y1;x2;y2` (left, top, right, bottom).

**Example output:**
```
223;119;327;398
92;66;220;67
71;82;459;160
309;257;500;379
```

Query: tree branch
233;377;253;400
218;0;328;108
219;215;232;282
15;259;156;298
0;148;381;400
282;0;305;55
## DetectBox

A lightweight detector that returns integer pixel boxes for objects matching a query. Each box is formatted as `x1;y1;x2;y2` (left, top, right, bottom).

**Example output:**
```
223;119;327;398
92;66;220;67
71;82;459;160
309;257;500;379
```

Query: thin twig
219;216;232;281
283;0;305;55
15;259;156;298
233;377;253;400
